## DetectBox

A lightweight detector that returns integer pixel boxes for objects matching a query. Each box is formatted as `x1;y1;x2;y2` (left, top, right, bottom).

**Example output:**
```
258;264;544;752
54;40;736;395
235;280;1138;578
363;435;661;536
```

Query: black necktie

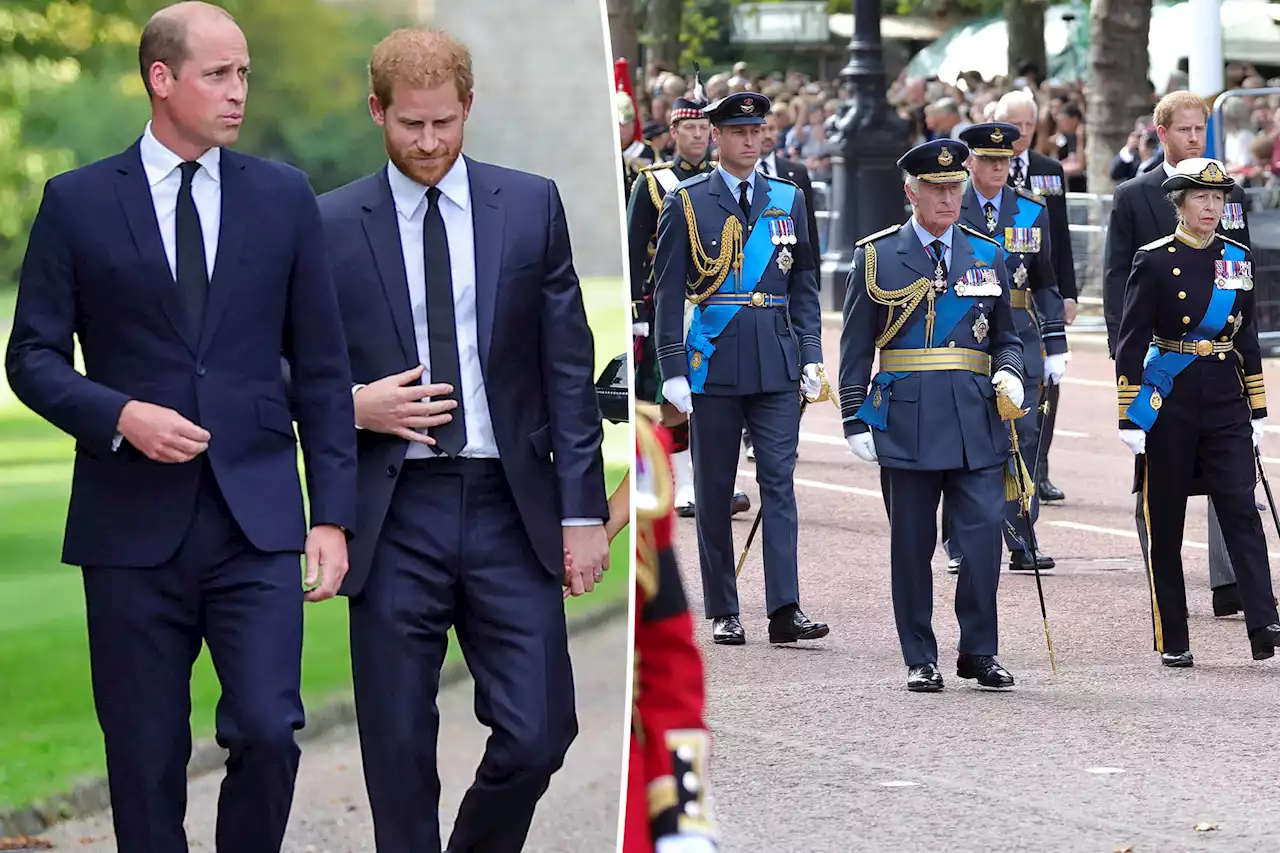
760;158;771;176
1010;157;1024;187
983;201;997;232
738;179;751;221
424;186;466;457
175;161;208;340
929;239;948;280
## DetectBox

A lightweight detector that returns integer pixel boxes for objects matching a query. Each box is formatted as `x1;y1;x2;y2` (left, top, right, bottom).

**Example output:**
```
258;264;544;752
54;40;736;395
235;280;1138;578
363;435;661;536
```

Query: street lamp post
822;0;909;310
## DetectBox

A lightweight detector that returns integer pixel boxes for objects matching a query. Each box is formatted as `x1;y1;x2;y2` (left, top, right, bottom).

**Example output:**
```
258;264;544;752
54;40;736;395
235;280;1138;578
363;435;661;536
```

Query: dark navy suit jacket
4;141;358;568
317;157;608;595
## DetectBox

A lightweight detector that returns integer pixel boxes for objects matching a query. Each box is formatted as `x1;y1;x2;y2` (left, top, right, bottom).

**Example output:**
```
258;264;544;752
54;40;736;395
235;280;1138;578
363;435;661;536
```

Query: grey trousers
1135;494;1237;588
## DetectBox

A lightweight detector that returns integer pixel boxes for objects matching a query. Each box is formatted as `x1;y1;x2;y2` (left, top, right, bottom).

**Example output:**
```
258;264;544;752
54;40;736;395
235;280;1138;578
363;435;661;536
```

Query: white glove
1043;353;1068;386
1118;428;1146;455
663;376;694;414
656;835;717;853
1253;418;1266;450
992;368;1024;409
632;321;650;337
847;432;878;462
802;363;822;399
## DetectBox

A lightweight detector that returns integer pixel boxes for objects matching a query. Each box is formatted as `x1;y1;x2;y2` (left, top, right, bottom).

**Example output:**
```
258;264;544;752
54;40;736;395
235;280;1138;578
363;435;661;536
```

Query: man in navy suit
3;4;356;851
317;28;609;853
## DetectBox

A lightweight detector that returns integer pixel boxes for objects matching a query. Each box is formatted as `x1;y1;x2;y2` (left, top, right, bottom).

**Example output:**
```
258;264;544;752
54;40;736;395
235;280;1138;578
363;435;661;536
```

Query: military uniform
626;406;718;853
943;123;1067;574
654;91;829;646
1116;158;1280;666
840;138;1024;692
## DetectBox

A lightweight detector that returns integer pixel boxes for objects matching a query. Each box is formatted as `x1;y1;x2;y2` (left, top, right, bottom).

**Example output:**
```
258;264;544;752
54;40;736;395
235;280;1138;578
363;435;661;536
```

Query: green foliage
679;0;722;70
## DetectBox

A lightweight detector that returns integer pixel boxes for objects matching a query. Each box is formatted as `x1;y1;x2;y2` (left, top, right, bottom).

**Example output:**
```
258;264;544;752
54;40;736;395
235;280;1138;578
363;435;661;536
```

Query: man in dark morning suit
741;105;824;463
841;138;1023;693
1102;90;1249;618
3;5;356;851
943;122;1068;576
316;29;609;853
995;90;1077;504
654;91;830;647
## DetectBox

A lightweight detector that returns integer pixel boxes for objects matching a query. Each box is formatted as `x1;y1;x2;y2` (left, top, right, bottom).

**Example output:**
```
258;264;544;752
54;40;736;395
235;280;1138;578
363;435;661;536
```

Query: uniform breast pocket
696;230;728;258
774;311;799;379
876;375;920;461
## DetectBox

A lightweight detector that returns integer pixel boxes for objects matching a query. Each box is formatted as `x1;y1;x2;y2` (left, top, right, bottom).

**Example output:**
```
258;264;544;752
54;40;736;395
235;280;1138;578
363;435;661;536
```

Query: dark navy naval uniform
944;122;1067;573
841;138;1024;691
1116;158;1280;666
654;91;828;646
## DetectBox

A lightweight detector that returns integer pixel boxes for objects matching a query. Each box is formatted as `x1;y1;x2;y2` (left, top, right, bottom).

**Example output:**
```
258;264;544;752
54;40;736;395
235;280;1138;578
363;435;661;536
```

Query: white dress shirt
140;121;221;281
384;156;498;462
758;151;779;176
1009;151;1030;184
113;124;222;453
718;164;757;207
910;217;952;270
975;186;1002;221
1162;158;1178;179
383;158;599;527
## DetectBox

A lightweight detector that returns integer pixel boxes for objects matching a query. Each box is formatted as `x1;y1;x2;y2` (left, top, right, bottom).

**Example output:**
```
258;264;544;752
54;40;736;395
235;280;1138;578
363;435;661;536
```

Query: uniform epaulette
639;161;674;174
1015;187;1046;206
1139;234;1175;252
763;174;799;189
957;223;1000;245
1220;234;1249;252
855;224;899;248
675;172;713;190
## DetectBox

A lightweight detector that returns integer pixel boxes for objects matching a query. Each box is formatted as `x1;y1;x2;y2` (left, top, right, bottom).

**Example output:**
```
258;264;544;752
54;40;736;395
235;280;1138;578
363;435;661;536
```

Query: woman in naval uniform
1115;157;1280;667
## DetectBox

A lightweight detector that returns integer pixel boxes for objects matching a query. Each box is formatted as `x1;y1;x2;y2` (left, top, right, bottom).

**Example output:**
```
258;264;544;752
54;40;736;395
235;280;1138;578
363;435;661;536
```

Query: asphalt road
684;323;1280;853
36;616;628;852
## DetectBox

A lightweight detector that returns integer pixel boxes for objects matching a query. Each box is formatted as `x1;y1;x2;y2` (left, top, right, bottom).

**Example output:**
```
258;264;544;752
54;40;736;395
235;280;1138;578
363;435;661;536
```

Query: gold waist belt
1152;336;1234;357
1009;289;1032;310
879;347;991;375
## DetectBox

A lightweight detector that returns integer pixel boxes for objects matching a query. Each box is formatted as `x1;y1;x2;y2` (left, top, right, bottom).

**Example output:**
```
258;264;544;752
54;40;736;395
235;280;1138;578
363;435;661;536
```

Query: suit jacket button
386;464;397;477
195;365;207;377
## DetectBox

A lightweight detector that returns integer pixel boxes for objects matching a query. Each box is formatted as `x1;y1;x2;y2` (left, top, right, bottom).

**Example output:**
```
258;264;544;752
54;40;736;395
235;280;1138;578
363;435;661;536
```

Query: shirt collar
140;120;221;187
911;216;952;253
1163;158;1178;179
718;164;755;195
763;151;778;172
975;185;1002;208
387;154;471;219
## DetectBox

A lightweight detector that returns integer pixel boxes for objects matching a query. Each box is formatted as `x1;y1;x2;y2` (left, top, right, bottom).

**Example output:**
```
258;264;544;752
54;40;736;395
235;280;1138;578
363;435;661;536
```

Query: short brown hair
138;3;235;98
369;28;473;108
1155;90;1210;128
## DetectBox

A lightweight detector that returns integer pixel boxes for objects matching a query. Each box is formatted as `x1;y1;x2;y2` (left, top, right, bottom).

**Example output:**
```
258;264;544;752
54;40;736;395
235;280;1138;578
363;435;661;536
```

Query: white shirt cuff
351;383;366;429
112;433;123;452
561;518;602;527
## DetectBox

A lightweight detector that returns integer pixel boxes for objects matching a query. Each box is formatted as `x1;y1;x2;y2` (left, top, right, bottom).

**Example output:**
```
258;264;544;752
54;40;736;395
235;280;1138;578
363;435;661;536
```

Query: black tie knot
426;185;441;206
930;239;944;257
179;161;200;185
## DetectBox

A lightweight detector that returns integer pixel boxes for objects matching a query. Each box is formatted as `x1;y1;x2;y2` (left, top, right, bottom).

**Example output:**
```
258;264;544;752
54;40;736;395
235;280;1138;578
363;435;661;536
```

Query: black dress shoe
1213;584;1242;617
1249;623;1280;660
711;615;745;645
946;555;961;575
1008;550;1056;572
907;663;944;692
767;605;830;644
1161;650;1194;667
731;490;751;515
1038;480;1065;502
956;654;1014;688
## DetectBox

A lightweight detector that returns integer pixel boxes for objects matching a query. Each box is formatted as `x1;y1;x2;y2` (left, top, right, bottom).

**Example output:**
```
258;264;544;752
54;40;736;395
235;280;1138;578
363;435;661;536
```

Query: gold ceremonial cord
864;243;932;348
679;188;743;304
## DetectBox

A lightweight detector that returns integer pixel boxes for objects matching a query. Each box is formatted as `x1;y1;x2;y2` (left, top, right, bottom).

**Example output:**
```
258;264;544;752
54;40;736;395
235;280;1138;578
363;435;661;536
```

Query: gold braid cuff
864;242;932;348
680;188;743;304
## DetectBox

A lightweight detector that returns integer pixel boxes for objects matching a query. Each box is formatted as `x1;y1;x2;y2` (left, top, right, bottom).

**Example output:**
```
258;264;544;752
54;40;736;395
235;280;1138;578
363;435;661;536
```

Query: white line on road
878;780;921;787
1084;767;1127;775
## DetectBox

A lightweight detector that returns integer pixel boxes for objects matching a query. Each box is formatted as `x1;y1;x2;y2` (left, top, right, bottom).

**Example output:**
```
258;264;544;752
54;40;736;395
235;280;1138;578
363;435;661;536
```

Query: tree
644;0;683;70
1005;0;1046;83
607;0;639;75
1086;0;1153;194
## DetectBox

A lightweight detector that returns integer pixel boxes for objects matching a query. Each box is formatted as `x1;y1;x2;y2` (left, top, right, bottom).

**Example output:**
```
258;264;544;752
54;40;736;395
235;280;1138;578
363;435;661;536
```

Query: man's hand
632;321;650;337
847;432;877;462
992;369;1024;409
802;363;822;400
562;524;609;598
117;400;211;463
1043;353;1068;386
662;376;694;414
354;365;457;445
303;524;349;602
1253;418;1266;450
1064;298;1078;325
1118;428;1146;456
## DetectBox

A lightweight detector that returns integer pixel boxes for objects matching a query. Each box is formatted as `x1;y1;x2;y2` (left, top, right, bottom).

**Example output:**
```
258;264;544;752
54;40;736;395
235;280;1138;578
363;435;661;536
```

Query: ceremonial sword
1254;446;1280;540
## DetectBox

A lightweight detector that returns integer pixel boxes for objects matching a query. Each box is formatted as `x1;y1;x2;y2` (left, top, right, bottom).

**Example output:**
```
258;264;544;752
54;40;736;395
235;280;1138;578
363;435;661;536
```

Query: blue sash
856;231;999;430
1126;241;1244;430
686;179;796;393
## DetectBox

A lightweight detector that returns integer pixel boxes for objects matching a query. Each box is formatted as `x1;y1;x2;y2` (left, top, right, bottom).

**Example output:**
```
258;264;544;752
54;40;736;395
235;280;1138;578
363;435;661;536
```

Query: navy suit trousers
349;458;577;853
83;460;304;853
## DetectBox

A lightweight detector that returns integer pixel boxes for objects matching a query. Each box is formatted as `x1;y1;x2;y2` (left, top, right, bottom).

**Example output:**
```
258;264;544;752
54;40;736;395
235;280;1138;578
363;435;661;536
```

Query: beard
386;139;461;187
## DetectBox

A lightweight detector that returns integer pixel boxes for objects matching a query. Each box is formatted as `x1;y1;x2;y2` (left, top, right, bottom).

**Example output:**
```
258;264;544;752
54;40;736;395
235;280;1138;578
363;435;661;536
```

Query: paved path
37;617;628;852
684;326;1280;853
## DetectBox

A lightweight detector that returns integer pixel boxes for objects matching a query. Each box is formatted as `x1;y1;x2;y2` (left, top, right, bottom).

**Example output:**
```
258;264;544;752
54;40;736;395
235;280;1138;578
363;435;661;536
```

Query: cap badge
741;98;755;114
1199;162;1225;183
937;147;954;167
990;128;1004;144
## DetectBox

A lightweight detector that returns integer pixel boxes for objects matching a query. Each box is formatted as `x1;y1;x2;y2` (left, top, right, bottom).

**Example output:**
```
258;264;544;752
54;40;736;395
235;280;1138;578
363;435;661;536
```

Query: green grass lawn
0;278;632;809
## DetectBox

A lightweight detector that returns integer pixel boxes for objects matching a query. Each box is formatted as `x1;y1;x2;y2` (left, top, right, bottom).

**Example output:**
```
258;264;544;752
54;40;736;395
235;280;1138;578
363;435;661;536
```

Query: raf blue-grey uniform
943;122;1068;573
840;138;1024;689
653;91;828;645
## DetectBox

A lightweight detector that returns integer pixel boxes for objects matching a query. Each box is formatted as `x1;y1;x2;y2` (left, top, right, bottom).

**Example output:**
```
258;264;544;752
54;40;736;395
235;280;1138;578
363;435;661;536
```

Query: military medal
777;245;793;273
1150;389;1163;410
1013;263;1028;288
972;312;989;343
873;385;883;408
1214;259;1253;290
985;207;998;233
1222;203;1245;230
